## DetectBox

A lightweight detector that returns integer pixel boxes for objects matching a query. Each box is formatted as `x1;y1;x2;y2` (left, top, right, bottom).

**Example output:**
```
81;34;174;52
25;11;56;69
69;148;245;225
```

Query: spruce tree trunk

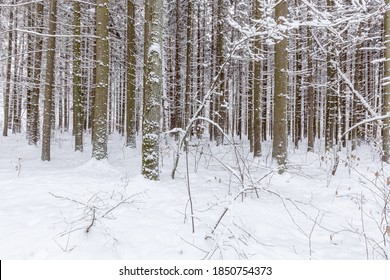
307;22;315;152
173;0;182;130
92;0;110;160
2;2;14;137
184;1;192;128
26;5;34;142
352;31;362;151
215;0;225;145
126;0;137;148
325;0;337;152
382;0;390;162
41;0;57;161
30;3;44;145
294;26;302;149
248;60;254;152
253;0;261;157
73;0;84;152
142;0;163;180
272;0;288;171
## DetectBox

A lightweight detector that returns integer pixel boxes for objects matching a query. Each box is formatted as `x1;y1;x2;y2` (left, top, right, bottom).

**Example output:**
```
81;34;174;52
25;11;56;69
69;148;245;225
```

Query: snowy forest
1;0;390;260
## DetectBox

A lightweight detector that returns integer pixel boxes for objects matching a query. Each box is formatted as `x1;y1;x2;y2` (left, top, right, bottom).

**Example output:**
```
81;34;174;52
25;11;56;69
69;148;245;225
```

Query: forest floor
0;132;389;259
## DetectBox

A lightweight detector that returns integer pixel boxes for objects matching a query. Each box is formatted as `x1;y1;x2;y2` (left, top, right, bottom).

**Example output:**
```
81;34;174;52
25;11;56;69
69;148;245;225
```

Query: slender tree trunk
73;0;84;152
248;60;254;152
126;0;137;147
325;0;337;152
184;1;192;128
41;0;57;161
294;27;302;149
253;0;261;157
2;1;14;137
307;22;315;152
26;5;34;141
382;0;390;162
272;0;288;171
215;0;225;145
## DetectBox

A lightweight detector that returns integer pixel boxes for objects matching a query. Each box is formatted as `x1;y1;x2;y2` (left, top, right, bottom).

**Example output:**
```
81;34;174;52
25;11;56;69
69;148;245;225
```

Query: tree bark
126;0;137;148
307;21;315;152
253;0;261;157
92;0;110;160
382;0;390;162
41;0;57;161
73;0;84;152
2;1;14;137
142;0;163;180
272;0;288;171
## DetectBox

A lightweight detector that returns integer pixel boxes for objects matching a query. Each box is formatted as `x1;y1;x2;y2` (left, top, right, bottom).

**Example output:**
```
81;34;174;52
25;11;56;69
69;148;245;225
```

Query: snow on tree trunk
73;0;83;152
382;0;390;163
29;3;44;146
142;0;163;180
253;0;261;157
92;0;109;160
2;1;14;137
272;0;288;171
41;0;57;161
126;0;137;148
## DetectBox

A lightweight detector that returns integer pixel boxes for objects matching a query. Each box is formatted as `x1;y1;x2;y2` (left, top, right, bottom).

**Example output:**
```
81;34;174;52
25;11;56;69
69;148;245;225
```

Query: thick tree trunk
92;0;110;160
173;0;182;130
272;0;288;171
29;3;44;145
41;0;57;161
142;0;163;180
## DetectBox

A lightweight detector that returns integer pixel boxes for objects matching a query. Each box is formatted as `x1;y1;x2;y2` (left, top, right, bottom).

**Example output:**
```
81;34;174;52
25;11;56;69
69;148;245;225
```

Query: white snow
0;133;389;259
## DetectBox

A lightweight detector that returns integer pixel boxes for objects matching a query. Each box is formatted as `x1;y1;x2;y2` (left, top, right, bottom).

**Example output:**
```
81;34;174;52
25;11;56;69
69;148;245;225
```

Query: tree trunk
382;0;390;162
92;0;110;160
41;0;57;161
215;0;225;145
173;0;182;130
142;0;163;180
325;0;337;152
73;0;84;152
307;22;315;152
253;0;261;157
26;5;34;141
29;3;44;145
2;1;14;137
184;1;192;128
126;0;137;148
272;0;288;171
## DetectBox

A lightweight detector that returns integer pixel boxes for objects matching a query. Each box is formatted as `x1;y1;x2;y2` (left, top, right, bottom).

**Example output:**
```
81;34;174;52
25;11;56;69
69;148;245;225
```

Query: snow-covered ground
0;133;389;259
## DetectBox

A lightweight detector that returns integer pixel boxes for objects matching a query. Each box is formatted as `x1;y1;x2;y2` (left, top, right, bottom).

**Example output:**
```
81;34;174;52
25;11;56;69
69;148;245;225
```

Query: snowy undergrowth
0;133;389;259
